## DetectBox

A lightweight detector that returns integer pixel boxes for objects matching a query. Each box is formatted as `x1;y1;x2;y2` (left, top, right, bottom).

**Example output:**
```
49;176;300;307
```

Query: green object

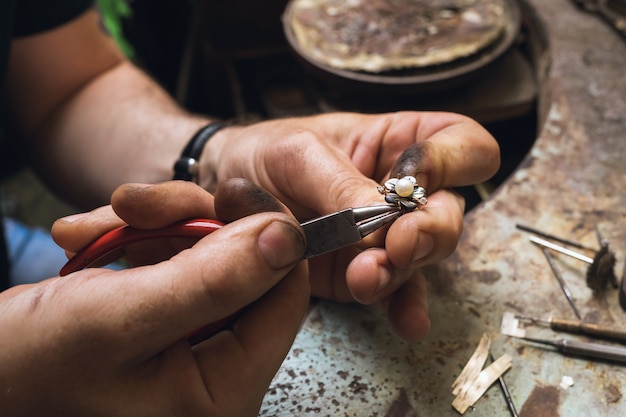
96;0;134;58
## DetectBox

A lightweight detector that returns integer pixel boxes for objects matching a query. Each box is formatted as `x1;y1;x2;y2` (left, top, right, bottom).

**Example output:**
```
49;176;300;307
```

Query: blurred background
2;0;543;231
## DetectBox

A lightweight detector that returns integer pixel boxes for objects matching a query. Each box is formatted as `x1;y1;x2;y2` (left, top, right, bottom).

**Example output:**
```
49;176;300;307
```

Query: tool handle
60;218;224;276
59;218;240;344
551;319;626;342
561;339;626;364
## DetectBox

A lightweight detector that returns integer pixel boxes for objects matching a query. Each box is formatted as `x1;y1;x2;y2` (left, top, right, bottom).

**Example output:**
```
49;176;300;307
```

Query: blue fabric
4;217;123;286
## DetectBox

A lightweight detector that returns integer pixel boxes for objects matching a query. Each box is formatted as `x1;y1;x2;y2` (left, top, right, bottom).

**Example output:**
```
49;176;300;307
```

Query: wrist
198;123;239;193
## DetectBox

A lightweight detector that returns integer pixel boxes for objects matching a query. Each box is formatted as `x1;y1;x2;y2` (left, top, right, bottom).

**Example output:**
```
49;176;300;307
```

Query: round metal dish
282;0;522;96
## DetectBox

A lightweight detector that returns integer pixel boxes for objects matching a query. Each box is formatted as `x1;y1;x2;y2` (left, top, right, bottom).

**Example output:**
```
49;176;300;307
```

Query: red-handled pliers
59;205;402;342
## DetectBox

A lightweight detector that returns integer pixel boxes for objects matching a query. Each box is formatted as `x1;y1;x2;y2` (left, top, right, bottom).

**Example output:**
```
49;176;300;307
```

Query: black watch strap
173;121;227;182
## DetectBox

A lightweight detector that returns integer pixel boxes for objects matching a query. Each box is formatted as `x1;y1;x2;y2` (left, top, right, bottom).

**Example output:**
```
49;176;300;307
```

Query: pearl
395;177;414;197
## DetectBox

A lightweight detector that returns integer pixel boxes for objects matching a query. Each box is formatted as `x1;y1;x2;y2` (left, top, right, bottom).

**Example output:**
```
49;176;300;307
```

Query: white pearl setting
377;175;427;211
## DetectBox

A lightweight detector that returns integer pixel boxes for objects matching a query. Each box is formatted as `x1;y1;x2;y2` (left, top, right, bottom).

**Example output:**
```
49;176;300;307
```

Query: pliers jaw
301;205;402;259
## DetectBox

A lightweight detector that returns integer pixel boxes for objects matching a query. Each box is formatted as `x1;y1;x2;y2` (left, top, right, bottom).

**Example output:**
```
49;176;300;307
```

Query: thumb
62;211;307;359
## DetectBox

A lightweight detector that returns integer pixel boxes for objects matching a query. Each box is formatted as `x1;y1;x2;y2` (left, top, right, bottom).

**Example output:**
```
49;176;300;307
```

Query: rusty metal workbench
260;0;626;415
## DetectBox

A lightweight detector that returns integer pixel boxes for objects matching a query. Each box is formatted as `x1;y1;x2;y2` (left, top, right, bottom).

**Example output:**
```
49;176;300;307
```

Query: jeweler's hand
202;111;500;341
1;181;309;417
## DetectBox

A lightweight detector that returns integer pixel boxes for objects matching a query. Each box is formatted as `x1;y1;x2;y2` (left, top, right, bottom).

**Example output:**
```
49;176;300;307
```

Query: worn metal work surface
260;0;626;415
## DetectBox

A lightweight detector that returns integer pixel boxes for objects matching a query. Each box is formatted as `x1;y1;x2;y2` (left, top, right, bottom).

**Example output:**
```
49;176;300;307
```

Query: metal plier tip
301;205;402;258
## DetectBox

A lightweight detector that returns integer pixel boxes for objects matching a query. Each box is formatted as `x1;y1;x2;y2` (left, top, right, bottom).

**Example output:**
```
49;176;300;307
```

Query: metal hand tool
519;222;618;290
529;234;617;292
516;223;596;252
539;246;583;320
516;314;626;343
490;353;518;417
529;235;594;264
59;204;403;343
60;204;402;275
620;261;626;311
521;336;626;364
300;205;402;258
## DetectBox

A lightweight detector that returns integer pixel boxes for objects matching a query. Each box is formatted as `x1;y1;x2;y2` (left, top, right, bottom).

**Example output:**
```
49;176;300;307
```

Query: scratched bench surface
261;0;626;415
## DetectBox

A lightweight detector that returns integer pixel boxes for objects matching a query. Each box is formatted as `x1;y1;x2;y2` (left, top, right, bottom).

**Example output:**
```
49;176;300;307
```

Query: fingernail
59;213;88;223
390;143;427;178
128;183;152;190
258;221;305;269
412;231;434;263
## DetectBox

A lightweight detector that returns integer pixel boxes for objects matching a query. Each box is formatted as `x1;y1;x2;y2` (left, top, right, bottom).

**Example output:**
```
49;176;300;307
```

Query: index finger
294;111;499;213
382;111;500;193
52;181;218;254
317;111;499;191
390;114;500;192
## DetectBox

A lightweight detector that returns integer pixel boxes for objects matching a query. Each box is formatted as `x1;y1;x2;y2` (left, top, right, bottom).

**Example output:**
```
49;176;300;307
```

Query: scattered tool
529;235;593;263
620;261;626;312
515;314;626;343
588;228;618;291
500;312;526;338
59;204;403;342
527;234;617;293
490;353;519;417
503;311;626;365
516;223;596;252
517;223;618;292
520;336;626;364
538;246;583;320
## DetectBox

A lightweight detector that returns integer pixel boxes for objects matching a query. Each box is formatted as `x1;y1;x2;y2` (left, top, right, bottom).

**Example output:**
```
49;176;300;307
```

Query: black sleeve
13;0;94;37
